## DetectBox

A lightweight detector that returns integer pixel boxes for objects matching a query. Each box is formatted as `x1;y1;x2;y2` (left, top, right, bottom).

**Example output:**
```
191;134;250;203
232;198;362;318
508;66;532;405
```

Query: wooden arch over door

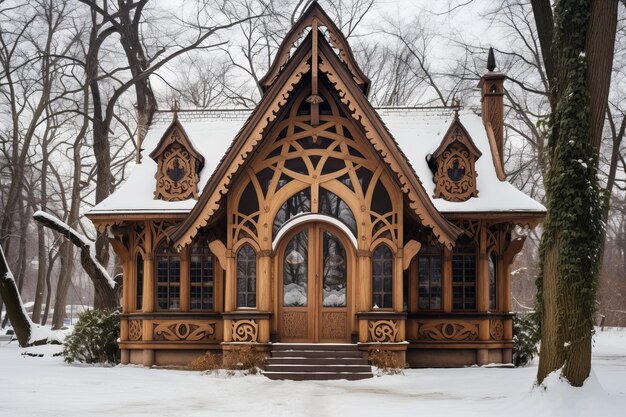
227;80;403;255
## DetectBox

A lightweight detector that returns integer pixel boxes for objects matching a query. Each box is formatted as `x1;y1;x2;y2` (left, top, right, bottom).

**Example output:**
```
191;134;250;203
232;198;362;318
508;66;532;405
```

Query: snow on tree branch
32;211;116;290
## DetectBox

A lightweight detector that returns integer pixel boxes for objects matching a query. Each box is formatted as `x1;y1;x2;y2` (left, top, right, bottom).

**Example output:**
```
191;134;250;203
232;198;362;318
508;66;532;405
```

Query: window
156;241;180;310
418;239;442;310
452;235;476;310
237;245;256;308
372;245;393;309
318;188;357;236
135;253;144;311
273;188;311;235
190;239;214;311
489;252;497;311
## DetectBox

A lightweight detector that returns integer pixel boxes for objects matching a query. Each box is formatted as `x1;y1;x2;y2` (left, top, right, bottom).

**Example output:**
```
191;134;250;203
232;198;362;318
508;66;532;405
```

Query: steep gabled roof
259;1;370;94
431;116;482;160
149;117;205;168
170;21;463;249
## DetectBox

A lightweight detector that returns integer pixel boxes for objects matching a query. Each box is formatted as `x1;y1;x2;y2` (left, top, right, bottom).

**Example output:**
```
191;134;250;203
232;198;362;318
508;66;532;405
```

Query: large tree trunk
533;0;618;387
0;245;33;346
51;240;73;329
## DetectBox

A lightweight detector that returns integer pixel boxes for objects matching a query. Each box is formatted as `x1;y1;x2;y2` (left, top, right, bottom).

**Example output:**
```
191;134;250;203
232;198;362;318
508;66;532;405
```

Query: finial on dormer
171;98;180;120
487;47;496;72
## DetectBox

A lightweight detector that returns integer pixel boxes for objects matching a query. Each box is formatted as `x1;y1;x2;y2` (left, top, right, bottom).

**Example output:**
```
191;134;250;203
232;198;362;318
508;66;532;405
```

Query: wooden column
393;251;403;312
477;223;489;312
356;250;371;343
224;250;236;312
258;250;272;343
408;259;418;313
122;258;133;314
141;222;155;367
180;246;189;311
442;247;452;312
356;250;371;312
257;250;272;311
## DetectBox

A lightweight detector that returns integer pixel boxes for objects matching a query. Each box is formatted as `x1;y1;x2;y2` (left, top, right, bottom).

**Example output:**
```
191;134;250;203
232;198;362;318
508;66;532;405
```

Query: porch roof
87;107;545;216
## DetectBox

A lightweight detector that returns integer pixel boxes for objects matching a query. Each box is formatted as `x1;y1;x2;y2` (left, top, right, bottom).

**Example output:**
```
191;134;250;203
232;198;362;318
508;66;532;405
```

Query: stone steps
264;343;373;381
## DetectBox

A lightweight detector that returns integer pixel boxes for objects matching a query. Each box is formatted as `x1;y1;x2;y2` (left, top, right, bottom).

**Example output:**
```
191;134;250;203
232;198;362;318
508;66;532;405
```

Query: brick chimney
478;48;505;166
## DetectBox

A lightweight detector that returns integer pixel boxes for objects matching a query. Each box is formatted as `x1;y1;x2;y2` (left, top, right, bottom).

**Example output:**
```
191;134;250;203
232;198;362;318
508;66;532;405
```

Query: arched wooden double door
277;222;352;343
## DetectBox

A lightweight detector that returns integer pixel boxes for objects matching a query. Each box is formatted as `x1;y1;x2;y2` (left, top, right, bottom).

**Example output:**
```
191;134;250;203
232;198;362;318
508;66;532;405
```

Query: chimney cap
487;47;496;72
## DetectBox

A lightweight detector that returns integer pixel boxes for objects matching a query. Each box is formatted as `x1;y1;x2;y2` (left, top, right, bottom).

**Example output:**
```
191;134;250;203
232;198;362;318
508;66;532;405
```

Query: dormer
150;117;204;201
430;115;482;202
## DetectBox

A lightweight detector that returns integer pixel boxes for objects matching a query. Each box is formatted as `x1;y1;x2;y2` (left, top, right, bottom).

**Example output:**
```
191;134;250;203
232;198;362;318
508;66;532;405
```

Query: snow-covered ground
0;328;624;417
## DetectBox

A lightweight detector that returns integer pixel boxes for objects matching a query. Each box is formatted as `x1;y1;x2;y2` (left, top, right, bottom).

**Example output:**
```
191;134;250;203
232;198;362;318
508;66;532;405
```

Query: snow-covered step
268;357;369;366
271;349;363;358
263;371;373;381
264;343;373;381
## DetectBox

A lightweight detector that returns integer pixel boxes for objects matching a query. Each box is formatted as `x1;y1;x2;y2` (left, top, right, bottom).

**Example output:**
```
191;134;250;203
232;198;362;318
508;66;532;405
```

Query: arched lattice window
273;188;311;234
236;244;257;308
135;253;144;311
319;188;357;236
452;235;477;310
372;245;393;309
190;236;214;311
156;241;180;310
418;238;442;310
489;251;497;311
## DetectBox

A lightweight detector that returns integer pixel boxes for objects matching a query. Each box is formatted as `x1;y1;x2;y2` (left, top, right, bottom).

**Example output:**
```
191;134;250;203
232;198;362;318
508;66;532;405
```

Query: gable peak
259;2;370;94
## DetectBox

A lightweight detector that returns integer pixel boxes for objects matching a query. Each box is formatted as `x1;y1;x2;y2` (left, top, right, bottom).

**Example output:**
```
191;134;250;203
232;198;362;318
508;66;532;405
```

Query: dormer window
150;118;204;201
431;117;481;202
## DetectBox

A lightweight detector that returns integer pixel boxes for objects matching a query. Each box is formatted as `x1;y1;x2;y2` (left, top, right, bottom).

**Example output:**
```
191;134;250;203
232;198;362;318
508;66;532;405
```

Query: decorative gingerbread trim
151;120;204;201
432;118;481;202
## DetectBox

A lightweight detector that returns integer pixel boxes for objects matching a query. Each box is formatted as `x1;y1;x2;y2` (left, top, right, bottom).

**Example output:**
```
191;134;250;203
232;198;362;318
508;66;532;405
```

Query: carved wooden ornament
431;118;482;202
150;119;204;201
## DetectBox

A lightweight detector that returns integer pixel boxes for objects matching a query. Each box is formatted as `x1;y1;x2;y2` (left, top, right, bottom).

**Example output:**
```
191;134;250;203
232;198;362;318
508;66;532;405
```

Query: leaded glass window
418;239;442;310
372;245;393;308
190;238;214;311
273;188;311;235
319;188;357;236
156;241;180;310
237;244;256;308
452;235;476;310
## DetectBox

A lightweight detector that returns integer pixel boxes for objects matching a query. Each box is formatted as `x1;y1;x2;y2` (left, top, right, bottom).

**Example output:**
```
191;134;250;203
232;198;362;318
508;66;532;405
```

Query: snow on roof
376;107;546;213
88;107;545;216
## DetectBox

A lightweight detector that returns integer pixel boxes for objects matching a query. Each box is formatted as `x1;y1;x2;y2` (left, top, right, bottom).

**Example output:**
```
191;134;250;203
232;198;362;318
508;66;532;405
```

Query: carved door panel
279;224;350;343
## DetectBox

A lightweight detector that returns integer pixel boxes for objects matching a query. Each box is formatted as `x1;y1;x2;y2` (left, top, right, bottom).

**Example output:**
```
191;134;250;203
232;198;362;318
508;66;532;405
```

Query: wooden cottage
86;3;545;370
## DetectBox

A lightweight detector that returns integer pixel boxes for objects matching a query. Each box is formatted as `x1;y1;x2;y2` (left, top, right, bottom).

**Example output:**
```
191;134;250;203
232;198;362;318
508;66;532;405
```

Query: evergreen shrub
512;311;540;367
63;308;120;364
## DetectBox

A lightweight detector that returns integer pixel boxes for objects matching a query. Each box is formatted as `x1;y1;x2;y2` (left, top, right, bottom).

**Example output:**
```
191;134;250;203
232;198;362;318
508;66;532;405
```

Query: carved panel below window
153;320;216;341
417;320;479;341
